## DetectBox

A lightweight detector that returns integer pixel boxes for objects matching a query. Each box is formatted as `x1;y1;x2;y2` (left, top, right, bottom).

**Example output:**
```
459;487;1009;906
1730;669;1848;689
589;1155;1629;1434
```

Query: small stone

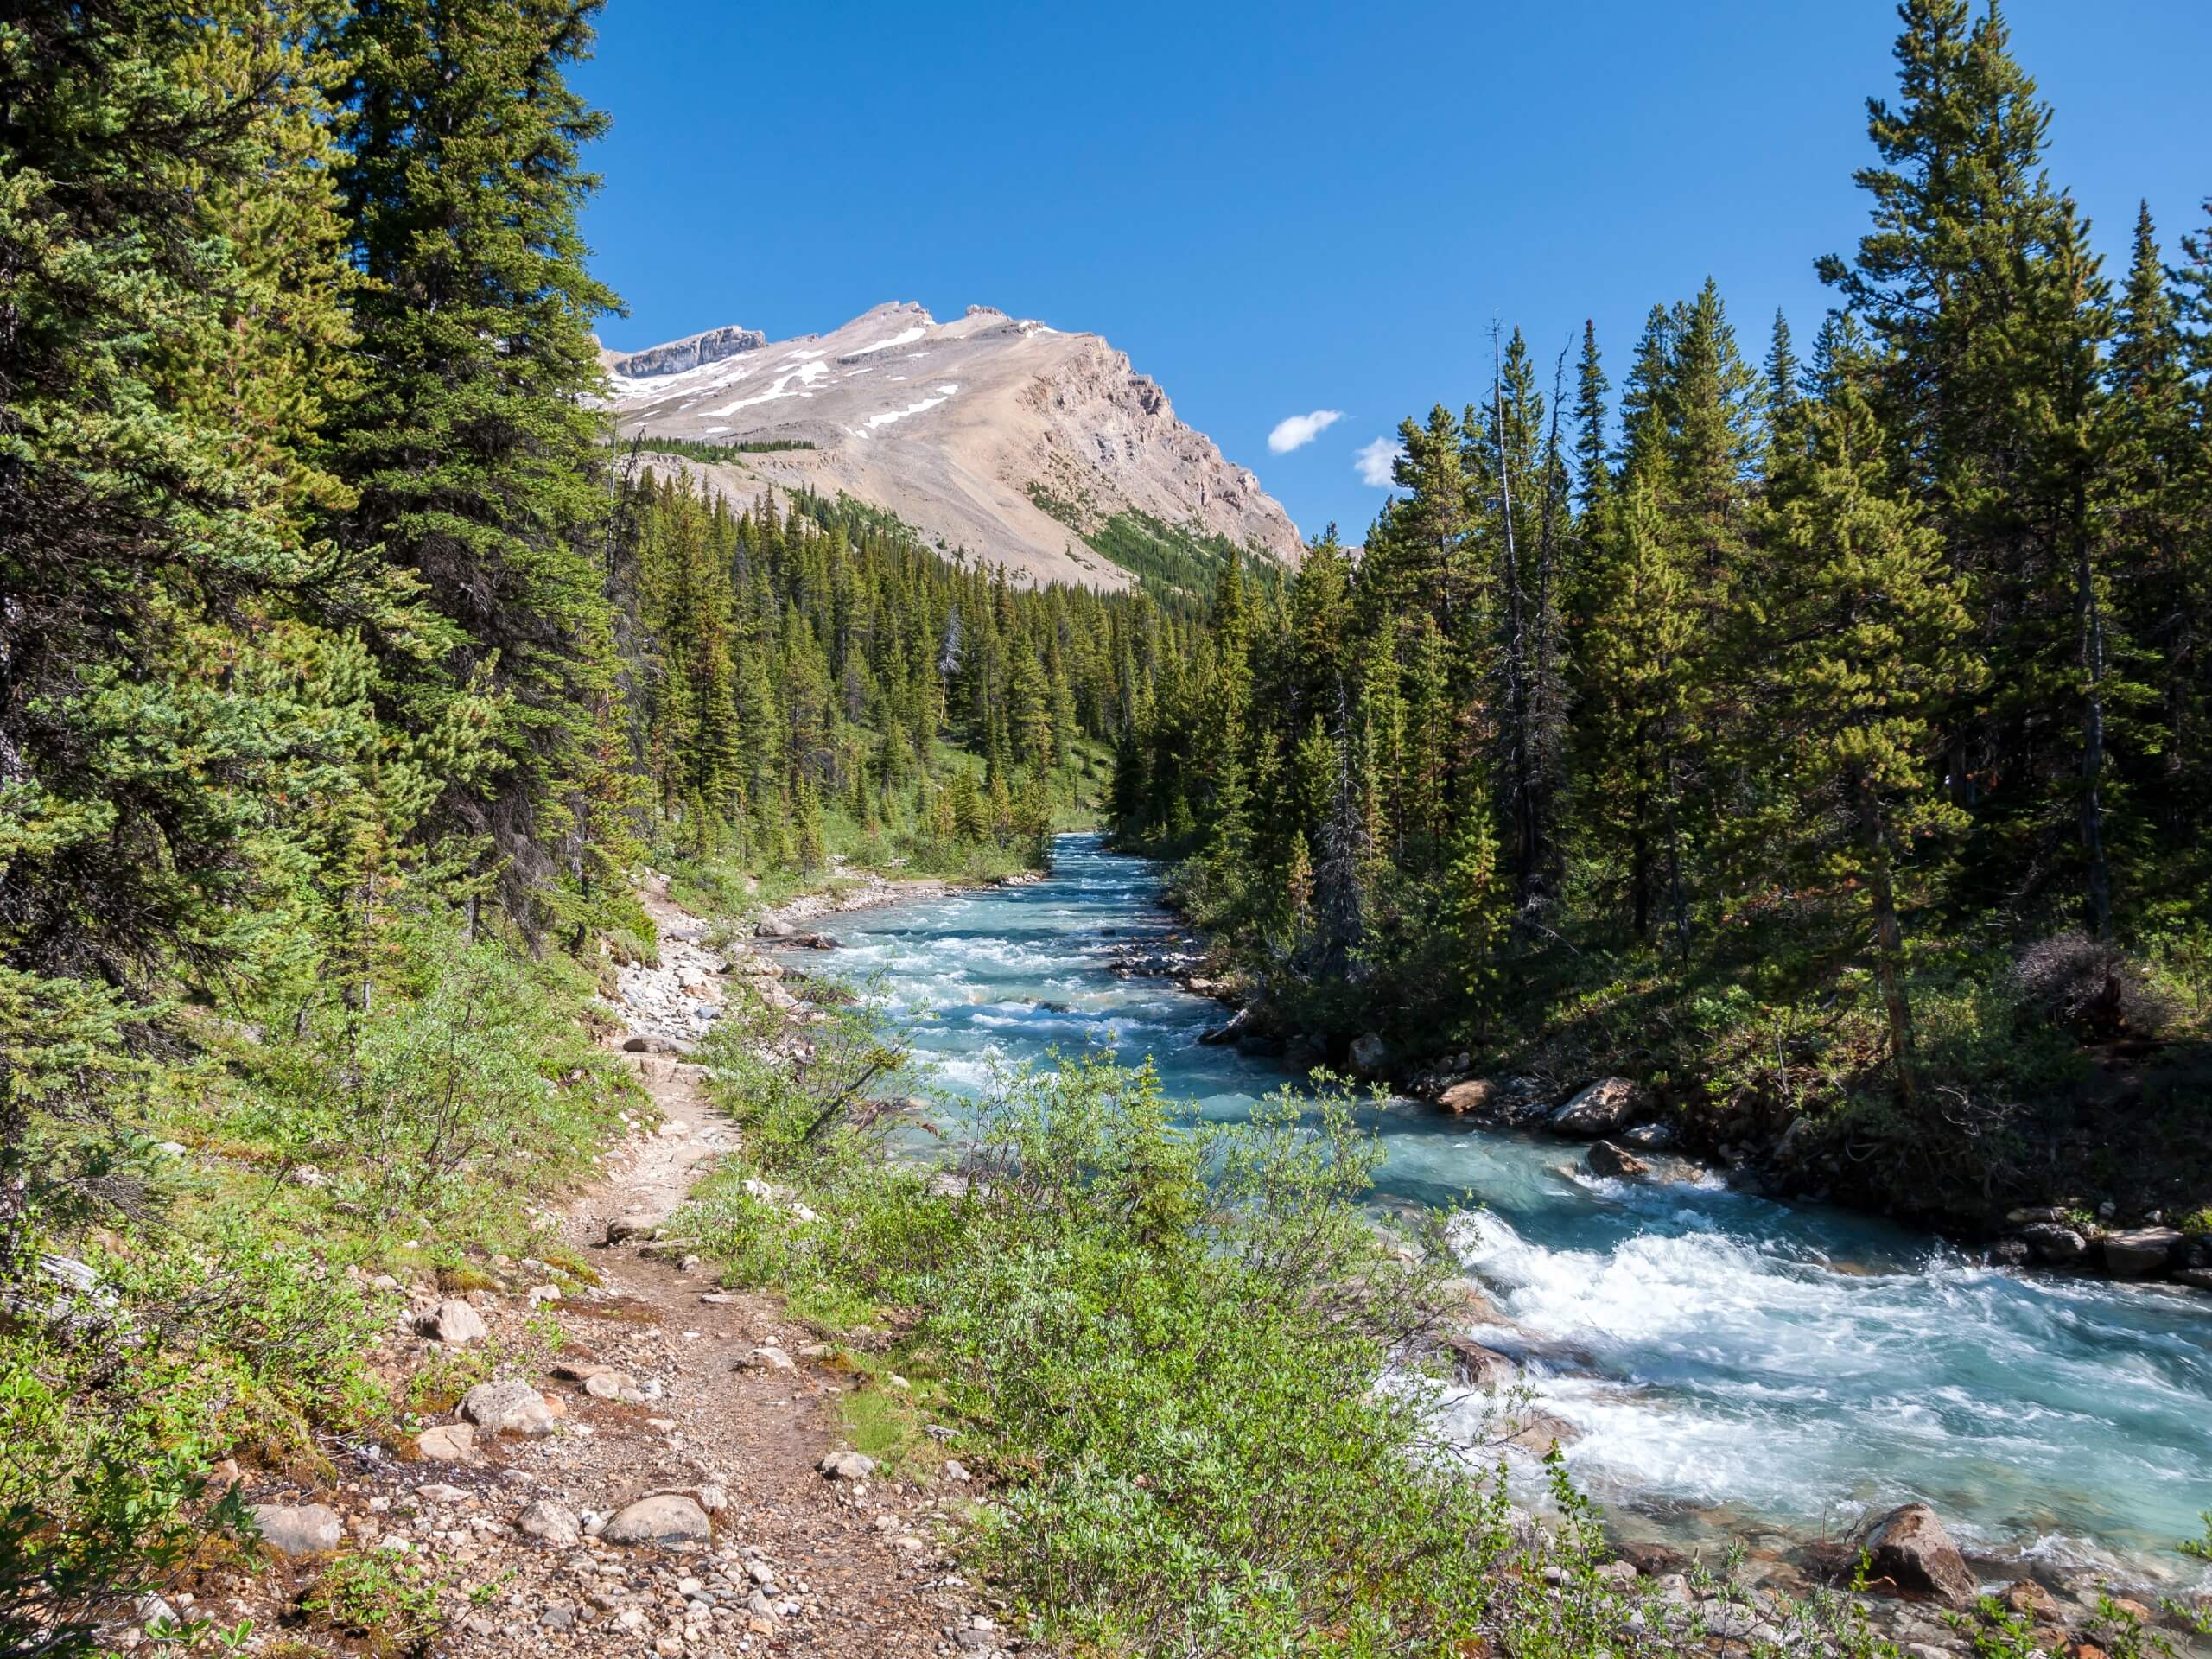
461;1378;557;1436
518;1498;582;1547
526;1283;561;1306
817;1451;875;1482
583;1370;639;1400
416;1297;488;1344
600;1493;712;1546
251;1503;342;1558
415;1423;476;1462
538;1601;577;1630
942;1459;970;1482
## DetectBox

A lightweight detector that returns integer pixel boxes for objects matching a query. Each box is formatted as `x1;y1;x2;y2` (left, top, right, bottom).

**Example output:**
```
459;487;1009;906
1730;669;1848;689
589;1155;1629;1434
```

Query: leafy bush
683;1004;1645;1655
0;906;627;1653
302;1550;445;1655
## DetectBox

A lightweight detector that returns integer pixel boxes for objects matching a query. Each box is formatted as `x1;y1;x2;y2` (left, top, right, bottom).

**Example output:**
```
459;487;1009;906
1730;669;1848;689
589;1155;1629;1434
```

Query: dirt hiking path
175;880;1020;1659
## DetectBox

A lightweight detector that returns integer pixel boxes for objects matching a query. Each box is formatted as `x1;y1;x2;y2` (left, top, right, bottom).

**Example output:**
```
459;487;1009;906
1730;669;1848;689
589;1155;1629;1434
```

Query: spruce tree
1572;320;1612;519
0;0;423;1130
1760;353;1980;1108
2116;202;2208;910
329;0;625;925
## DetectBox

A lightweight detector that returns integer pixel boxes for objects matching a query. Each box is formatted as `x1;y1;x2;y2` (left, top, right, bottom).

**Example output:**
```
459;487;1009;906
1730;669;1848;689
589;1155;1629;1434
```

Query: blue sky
574;0;2212;543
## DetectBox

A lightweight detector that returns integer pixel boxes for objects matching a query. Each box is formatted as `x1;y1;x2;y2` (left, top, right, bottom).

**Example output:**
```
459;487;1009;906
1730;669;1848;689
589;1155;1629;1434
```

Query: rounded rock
517;1498;581;1547
251;1502;342;1558
416;1297;488;1345
461;1378;557;1437
600;1493;713;1547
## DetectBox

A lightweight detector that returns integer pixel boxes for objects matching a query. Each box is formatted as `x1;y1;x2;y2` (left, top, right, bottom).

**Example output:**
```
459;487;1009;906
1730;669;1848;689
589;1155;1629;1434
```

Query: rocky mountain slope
600;301;1305;589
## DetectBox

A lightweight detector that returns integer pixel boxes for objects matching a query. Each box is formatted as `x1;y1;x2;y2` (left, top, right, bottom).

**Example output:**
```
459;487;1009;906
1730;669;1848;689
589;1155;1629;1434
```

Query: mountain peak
602;302;1300;590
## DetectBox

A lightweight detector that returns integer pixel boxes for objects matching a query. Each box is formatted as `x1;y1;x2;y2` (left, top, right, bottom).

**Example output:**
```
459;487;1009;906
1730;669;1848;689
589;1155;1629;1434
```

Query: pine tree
1580;480;1695;944
1439;776;1508;1026
0;0;426;1141
1360;406;1474;638
1764;308;1804;469
329;0;624;925
1817;0;2095;921
1759;356;1980;1108
1572;320;1612;519
2113;202;2208;911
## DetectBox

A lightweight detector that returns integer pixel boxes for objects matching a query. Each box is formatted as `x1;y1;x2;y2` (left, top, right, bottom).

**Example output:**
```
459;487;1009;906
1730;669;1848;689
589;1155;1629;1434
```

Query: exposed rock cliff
599;301;1303;589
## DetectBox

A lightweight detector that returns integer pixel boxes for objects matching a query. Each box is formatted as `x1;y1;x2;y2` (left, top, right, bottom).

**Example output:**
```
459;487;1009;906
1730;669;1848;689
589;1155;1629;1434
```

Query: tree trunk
1858;776;1919;1112
2075;487;2113;942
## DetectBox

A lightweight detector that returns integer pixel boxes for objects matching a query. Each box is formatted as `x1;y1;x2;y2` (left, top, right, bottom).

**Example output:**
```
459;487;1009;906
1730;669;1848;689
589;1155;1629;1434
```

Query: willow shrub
684;999;1647;1656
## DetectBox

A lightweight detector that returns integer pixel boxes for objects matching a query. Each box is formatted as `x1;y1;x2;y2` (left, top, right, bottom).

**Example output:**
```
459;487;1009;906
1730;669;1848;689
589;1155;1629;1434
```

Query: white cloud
1267;408;1344;454
1354;437;1404;488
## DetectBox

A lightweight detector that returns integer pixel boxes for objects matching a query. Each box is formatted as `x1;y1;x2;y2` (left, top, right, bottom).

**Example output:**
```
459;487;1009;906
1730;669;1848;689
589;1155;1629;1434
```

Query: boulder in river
1503;1411;1580;1454
1439;1333;1519;1391
1439;1078;1496;1116
1586;1140;1652;1180
1549;1077;1645;1138
1198;1008;1248;1046
1348;1033;1391;1077
1855;1502;1978;1607
2099;1227;2180;1276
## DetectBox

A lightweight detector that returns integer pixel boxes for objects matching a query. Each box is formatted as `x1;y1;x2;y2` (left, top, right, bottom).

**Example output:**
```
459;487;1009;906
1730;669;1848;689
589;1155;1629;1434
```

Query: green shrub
302;1550;445;1655
683;1005;1643;1655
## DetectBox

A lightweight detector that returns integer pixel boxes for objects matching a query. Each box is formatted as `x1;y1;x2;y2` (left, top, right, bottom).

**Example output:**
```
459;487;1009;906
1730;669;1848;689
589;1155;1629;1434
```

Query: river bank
1099;845;2212;1298
823;835;2212;1635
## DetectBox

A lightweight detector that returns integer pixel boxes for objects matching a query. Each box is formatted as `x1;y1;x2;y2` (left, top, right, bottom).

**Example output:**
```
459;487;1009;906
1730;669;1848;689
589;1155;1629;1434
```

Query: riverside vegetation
1112;2;2212;1244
